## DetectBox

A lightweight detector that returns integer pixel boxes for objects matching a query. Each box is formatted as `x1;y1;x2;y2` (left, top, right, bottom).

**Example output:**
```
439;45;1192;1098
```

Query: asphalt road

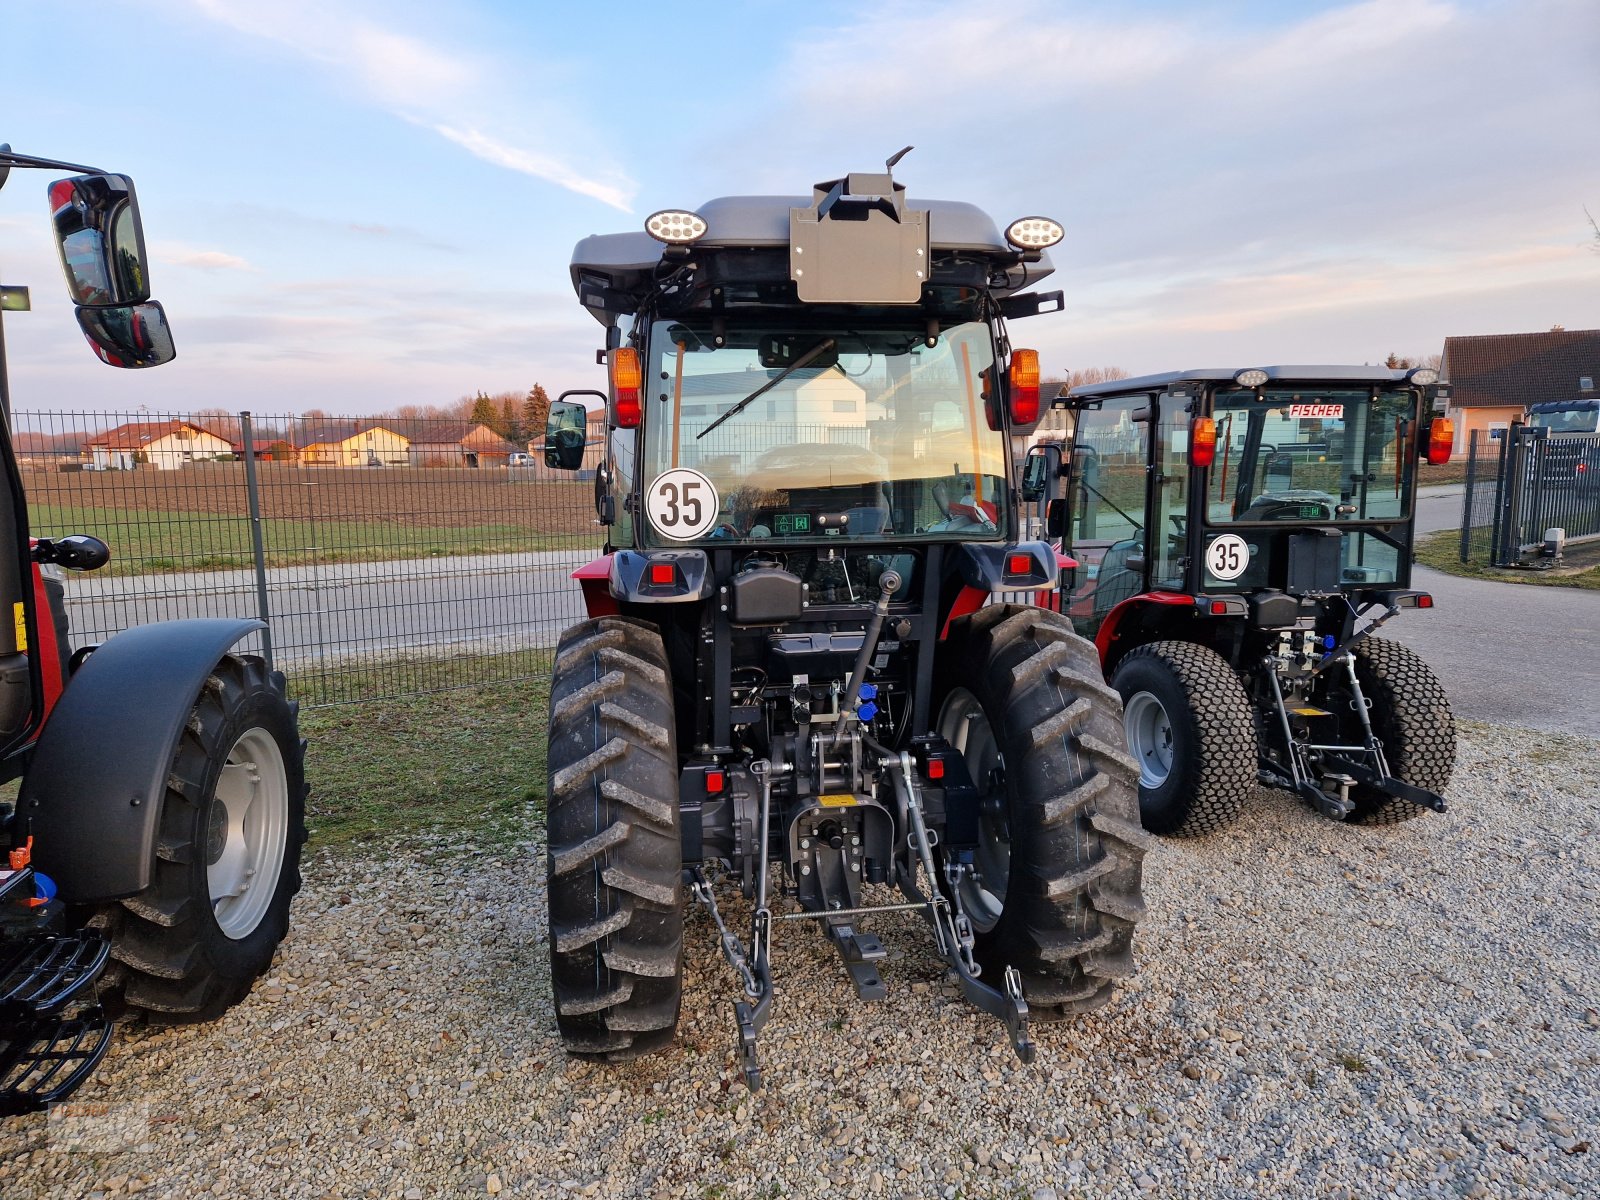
57;487;1599;735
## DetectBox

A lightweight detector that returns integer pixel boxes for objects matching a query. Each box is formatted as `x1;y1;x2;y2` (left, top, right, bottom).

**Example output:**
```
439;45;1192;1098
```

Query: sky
0;0;1596;418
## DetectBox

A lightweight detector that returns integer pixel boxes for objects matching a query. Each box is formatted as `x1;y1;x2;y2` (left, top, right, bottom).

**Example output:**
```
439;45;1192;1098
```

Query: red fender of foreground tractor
573;555;619;618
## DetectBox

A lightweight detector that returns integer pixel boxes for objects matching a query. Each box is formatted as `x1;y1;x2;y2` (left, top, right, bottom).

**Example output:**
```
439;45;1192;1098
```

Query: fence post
239;412;274;672
1497;420;1531;567
1459;428;1478;564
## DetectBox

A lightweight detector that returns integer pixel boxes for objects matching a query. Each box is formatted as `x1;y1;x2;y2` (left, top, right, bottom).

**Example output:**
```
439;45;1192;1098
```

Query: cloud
427;124;632;212
153;243;254;271
178;0;634;210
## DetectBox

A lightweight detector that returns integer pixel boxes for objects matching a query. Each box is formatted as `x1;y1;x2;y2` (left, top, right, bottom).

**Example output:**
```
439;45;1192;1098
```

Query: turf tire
1345;637;1456;825
1110;640;1255;837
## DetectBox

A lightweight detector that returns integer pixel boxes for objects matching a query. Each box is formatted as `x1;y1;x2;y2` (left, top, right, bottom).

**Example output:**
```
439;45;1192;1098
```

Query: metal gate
1461;423;1600;567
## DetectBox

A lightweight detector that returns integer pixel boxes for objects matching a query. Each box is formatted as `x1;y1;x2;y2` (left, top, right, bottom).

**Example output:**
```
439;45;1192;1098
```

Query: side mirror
545;400;589;470
1020;450;1051;501
76;301;176;369
34;534;111;571
49;174;152;306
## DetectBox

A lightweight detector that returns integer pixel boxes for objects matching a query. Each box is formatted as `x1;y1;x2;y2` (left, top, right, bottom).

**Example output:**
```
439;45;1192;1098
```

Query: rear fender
24;618;267;903
573;555;619;618
1094;592;1196;673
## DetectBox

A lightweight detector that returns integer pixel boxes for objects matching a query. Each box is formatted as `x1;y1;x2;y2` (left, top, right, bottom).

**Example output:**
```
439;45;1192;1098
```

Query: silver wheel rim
206;727;289;940
936;687;1008;933
1124;690;1174;789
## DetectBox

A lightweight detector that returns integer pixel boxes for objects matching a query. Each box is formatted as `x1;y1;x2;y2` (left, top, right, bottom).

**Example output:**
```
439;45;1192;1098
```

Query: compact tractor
541;153;1149;1086
1023;366;1457;836
0;147;305;1115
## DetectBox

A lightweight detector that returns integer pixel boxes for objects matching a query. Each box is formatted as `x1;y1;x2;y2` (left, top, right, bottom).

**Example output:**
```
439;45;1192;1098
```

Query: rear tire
545;617;683;1061
936;605;1150;1019
1110;641;1255;837
96;656;305;1024
1345;637;1456;825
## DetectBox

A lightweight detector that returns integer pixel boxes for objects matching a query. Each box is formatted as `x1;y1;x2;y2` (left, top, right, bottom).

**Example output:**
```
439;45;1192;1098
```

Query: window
1581;376;1594;391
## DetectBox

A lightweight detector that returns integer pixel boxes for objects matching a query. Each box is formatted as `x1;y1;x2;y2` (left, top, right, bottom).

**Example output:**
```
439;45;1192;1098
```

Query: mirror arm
0;149;105;175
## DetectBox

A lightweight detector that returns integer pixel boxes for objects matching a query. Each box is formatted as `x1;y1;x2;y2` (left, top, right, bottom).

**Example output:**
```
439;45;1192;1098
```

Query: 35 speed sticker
646;468;719;540
1205;533;1251;581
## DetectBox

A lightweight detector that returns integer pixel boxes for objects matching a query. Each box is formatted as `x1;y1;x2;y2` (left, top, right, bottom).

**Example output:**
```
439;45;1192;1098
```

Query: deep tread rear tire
938;605;1149;1020
94;657;305;1024
1110;641;1255;837
1345;637;1456;825
546;617;683;1061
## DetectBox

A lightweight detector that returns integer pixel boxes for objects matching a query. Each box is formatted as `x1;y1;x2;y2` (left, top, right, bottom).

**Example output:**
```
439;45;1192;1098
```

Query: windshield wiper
696;337;837;440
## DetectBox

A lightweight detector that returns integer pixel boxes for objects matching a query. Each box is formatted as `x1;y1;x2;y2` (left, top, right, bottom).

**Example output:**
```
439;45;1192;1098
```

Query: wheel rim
206;727;289;940
935;687;1008;933
1124;690;1174;789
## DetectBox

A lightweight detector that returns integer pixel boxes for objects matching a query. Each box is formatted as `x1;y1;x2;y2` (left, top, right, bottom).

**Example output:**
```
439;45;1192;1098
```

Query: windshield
637;319;1010;545
1531;407;1599;435
1206;387;1418;524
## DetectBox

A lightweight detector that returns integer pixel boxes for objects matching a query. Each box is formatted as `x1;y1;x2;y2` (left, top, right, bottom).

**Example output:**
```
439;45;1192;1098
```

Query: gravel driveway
3;723;1595;1200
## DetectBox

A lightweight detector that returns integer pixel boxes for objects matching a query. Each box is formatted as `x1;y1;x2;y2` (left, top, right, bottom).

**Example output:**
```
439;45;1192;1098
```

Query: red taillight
1008;349;1040;426
649;562;676;586
612;347;642;428
1209;600;1228;615
1006;552;1033;576
1416;593;1433;609
926;758;945;780
705;769;725;794
1190;416;1218;468
1424;417;1453;465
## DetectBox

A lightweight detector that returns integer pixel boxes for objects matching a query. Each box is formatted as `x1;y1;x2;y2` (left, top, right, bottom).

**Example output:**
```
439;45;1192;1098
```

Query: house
1440;329;1600;455
400;421;520;467
86;420;236;470
291;421;410;467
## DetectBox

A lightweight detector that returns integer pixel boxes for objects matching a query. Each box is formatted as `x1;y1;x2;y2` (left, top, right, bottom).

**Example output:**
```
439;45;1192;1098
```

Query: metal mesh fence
13;412;603;705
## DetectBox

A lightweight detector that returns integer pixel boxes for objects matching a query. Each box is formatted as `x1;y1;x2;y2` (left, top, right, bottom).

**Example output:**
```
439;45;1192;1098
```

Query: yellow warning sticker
12;603;25;652
1290;706;1331;717
818;793;858;808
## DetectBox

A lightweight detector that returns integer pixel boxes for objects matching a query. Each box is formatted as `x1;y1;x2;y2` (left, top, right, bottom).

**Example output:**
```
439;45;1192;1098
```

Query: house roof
394;420;519;454
88;420;236;451
288;421;404;449
1441;329;1600;409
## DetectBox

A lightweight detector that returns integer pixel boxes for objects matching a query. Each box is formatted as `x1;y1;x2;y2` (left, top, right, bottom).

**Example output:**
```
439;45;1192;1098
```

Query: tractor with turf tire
1023;366;1457;836
0;147;306;1115
541;153;1149;1086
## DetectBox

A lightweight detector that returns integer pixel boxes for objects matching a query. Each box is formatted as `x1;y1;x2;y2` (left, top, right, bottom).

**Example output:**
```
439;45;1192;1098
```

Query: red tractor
0;147;305;1115
540;155;1149;1087
1024;367;1456;835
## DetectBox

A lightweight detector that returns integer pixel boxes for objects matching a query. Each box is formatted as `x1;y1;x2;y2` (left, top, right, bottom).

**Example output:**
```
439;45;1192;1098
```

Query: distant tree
1040;367;1130;397
499;395;521;444
194;407;243;446
468;391;498;429
1384;352;1410;369
522;384;552;445
1587;205;1599;251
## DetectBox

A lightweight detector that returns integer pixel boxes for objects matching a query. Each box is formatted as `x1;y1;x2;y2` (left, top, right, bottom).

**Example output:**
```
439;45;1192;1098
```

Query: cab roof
570;195;1053;323
1067;365;1424;400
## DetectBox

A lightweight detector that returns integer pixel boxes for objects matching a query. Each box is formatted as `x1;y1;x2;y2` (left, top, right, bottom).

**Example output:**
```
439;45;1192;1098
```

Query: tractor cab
540;155;1150;1086
1025;367;1458;836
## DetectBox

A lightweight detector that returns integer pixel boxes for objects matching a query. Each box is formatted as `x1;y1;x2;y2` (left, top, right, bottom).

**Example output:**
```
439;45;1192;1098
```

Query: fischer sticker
1287;403;1344;418
645;468;719;540
1205;534;1251;581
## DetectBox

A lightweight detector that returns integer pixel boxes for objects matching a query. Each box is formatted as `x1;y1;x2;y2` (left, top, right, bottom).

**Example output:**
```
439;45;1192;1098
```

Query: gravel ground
3;721;1596;1200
